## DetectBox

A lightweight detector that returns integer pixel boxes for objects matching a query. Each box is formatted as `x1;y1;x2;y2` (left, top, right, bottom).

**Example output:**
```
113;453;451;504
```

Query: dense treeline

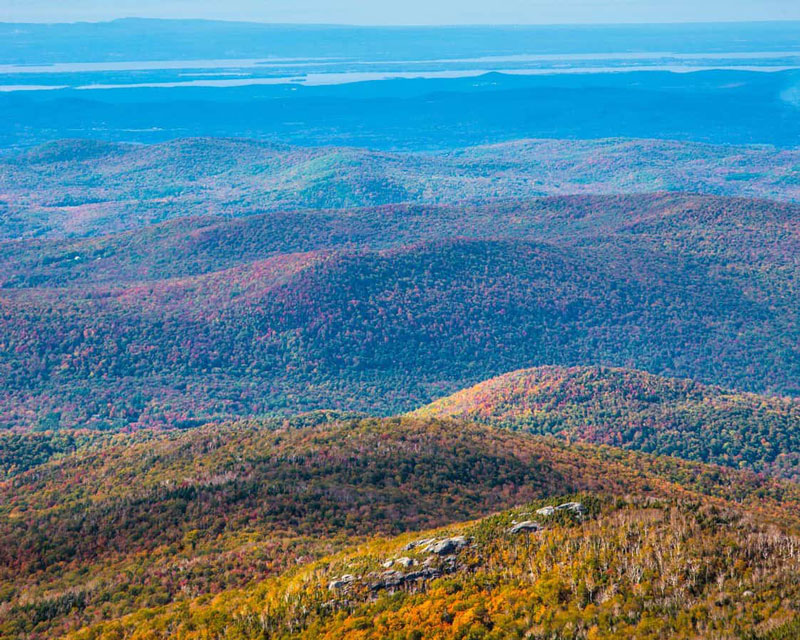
65;495;800;640
0;429;116;478
2;417;799;639
1;219;798;429
414;366;800;480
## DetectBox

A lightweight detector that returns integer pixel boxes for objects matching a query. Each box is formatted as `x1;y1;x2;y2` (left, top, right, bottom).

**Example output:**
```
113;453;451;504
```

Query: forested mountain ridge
2;191;798;288
67;496;800;640
413;366;800;480
3;416;800;639
1;137;799;239
2;186;799;430
2;234;798;430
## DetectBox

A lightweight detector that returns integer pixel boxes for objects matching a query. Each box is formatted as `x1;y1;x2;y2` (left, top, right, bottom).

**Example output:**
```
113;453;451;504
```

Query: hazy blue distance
5;0;800;24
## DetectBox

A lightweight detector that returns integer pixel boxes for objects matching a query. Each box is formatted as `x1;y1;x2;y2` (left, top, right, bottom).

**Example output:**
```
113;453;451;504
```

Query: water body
2;21;799;149
1;51;799;91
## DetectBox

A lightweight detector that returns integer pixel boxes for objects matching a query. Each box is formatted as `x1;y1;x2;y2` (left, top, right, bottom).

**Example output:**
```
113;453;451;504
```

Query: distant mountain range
2;68;800;149
2;181;798;430
3;19;799;64
1;137;799;239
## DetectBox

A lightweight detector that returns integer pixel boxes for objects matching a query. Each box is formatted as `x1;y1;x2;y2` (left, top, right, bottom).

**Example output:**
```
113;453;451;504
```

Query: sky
4;0;800;25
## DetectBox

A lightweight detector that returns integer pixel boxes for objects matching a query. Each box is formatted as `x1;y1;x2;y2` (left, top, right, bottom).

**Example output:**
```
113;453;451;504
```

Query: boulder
382;556;414;568
536;502;586;518
369;567;443;592
404;537;435;551
508;520;542;534
557;502;586;515
328;574;355;590
424;536;469;555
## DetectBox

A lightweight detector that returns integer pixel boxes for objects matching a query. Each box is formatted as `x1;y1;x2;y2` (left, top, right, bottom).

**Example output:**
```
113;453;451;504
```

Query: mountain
414;366;800;480
67;498;800;640
2;137;799;239
2;188;799;430
2;416;799;639
3;191;799;287
0;236;795;429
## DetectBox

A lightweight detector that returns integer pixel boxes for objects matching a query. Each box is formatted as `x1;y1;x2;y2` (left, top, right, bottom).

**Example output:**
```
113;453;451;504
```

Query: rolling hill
0;196;800;428
413;366;800;480
2;191;798;287
67;496;800;640
2;416;800;639
2;186;799;430
1;137;799;240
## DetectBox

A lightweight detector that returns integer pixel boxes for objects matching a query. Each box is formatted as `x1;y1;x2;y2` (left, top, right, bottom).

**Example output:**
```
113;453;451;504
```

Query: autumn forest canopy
1;16;800;640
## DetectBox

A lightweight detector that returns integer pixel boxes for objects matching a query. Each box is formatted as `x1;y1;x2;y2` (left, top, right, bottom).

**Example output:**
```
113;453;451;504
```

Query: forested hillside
3;14;800;640
414;366;800;480
1;186;799;430
3;192;797;287
1;137;798;239
3;416;800;639
69;496;800;640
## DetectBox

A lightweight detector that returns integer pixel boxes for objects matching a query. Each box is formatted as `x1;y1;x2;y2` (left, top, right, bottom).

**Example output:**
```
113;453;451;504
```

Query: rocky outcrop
423;536;469;555
536;502;586;518
328;574;355;590
403;538;436;551
508;520;541;534
382;556;415;568
368;567;443;592
404;535;470;555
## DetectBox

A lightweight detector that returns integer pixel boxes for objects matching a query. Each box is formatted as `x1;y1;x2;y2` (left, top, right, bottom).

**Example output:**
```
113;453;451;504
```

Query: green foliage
414;365;800;480
65;496;800;640
3;417;799;639
0;429;119;478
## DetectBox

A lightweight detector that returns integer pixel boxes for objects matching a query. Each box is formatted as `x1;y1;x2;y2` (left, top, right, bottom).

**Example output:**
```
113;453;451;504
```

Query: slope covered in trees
1;137;798;239
2;192;798;288
70;497;800;640
414;366;800;480
3;416;800;639
2;211;799;430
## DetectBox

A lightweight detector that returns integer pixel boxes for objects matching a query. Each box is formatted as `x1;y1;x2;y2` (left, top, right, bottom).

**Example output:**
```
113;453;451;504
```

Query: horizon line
3;17;800;28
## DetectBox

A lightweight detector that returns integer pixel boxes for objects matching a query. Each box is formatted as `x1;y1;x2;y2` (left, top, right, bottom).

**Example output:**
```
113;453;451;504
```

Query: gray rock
382;556;414;568
424;536;469;556
369;567;444;592
404;537;435;551
557;502;586;515
328;574;355;590
509;520;542;534
536;502;586;518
